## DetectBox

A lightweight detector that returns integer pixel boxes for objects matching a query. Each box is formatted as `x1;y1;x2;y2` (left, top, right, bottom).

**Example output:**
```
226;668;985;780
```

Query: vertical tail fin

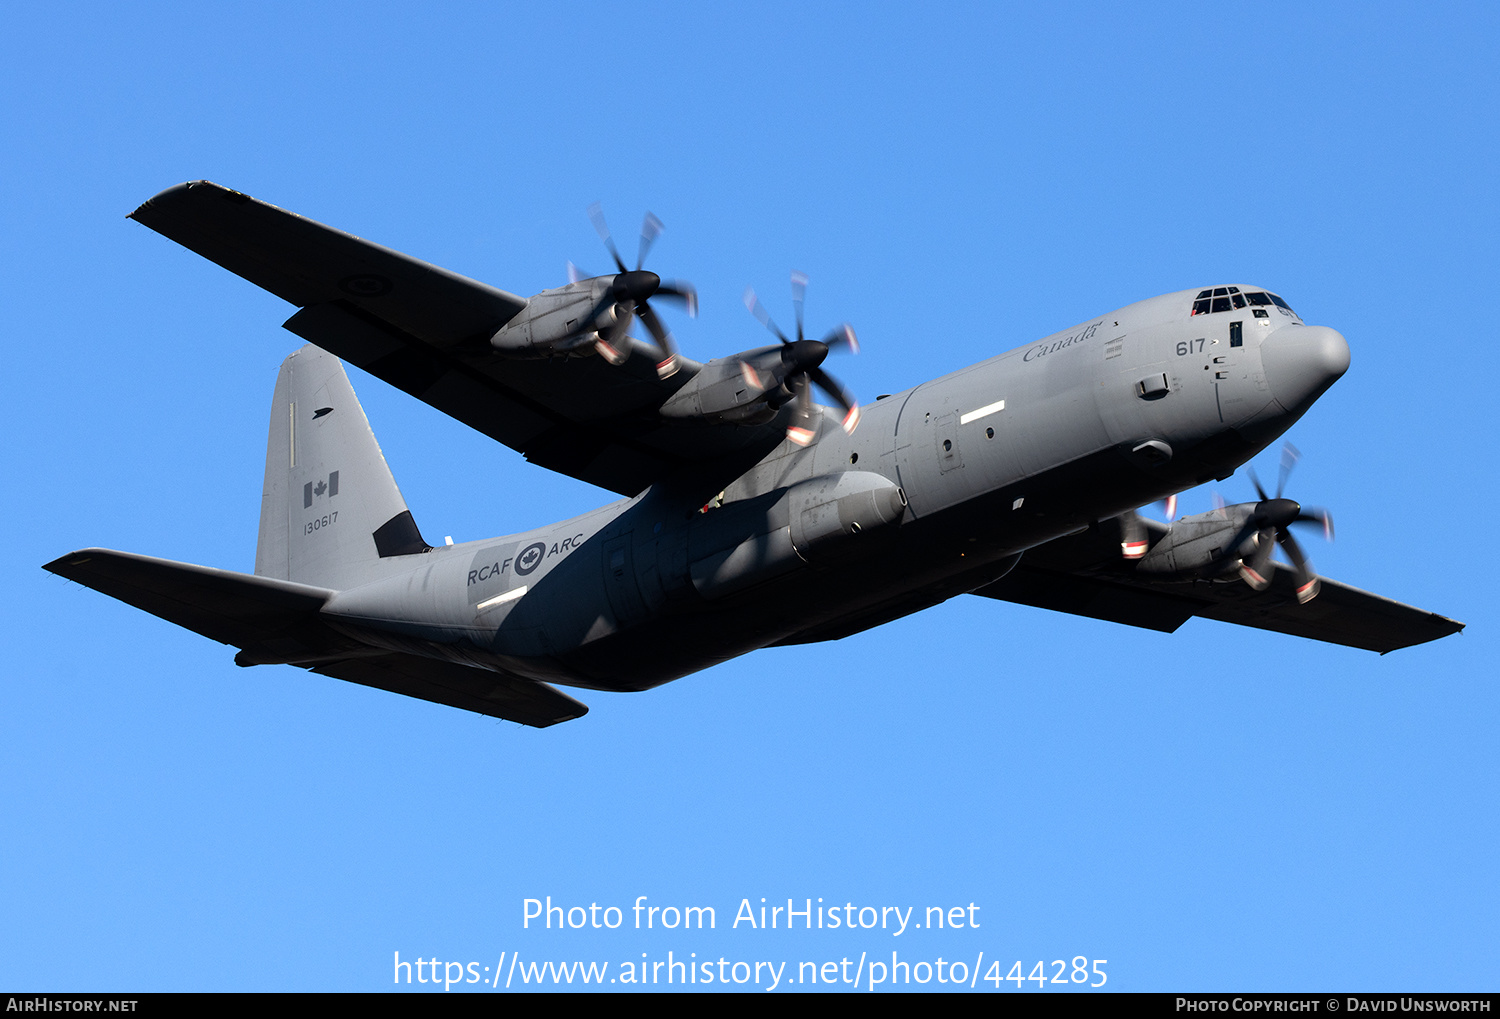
256;344;429;589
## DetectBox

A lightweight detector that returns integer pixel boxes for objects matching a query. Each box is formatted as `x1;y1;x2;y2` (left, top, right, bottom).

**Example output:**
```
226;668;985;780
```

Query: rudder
257;344;429;589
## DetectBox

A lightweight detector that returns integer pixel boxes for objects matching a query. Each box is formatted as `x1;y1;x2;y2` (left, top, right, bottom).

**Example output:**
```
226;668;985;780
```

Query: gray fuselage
319;286;1349;692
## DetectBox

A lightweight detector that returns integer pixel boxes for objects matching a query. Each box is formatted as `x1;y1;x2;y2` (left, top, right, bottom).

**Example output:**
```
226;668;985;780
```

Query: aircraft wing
44;549;587;727
971;519;1464;653
130;181;779;496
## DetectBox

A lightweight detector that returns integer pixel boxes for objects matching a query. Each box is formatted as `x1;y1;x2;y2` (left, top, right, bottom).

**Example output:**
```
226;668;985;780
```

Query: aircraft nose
1260;324;1350;414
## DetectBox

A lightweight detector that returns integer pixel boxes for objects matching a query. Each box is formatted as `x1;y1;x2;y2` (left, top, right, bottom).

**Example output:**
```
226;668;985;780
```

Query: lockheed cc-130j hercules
45;182;1464;727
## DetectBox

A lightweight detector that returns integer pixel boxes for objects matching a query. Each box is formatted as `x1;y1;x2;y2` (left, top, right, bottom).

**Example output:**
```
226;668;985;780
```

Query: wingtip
128;181;195;220
42;548;110;577
129;181;246;222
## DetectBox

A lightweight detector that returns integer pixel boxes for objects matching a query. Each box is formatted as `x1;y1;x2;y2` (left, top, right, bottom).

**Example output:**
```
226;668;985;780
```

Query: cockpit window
1191;287;1297;317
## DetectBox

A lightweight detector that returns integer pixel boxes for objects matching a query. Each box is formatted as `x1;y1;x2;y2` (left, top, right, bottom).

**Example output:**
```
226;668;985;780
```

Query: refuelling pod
688;472;906;599
788;471;907;564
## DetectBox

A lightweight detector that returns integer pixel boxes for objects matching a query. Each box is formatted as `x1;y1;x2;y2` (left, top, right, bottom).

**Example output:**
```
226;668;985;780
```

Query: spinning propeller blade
578;204;697;374
742;272;861;443
1234;443;1334;602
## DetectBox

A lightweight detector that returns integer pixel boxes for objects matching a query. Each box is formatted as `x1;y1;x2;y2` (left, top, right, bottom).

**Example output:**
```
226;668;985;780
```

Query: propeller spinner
741;271;861;446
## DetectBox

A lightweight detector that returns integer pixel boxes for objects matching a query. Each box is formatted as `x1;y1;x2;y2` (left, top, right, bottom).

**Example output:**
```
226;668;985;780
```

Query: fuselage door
935;408;963;474
602;532;646;627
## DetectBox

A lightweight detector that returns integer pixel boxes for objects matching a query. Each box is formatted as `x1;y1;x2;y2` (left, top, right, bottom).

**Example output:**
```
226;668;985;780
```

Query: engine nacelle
657;345;792;425
488;281;616;358
1135;506;1258;580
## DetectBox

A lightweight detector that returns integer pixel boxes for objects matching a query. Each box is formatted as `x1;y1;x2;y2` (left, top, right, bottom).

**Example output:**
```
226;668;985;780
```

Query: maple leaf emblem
313;479;327;497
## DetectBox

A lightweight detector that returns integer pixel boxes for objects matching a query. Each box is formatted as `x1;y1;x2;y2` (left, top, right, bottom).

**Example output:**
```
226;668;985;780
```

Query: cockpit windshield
1190;286;1296;317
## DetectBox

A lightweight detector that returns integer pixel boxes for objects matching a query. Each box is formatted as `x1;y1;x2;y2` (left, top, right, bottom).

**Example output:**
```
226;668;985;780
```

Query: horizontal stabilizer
311;654;588;728
44;549;589;726
44;548;337;652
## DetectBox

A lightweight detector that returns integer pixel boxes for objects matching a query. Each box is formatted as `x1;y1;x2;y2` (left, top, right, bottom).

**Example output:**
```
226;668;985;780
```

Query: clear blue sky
3;1;1495;992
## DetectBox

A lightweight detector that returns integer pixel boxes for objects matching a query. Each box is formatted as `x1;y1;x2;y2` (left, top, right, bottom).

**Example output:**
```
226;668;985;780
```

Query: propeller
1120;512;1149;559
1116;492;1182;561
1234;443;1335;603
741;271;861;446
1119;494;1177;559
573;204;698;376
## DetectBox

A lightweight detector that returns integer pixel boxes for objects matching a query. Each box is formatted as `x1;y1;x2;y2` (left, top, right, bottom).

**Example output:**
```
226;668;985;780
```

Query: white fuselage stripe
476;586;527;612
959;399;1006;425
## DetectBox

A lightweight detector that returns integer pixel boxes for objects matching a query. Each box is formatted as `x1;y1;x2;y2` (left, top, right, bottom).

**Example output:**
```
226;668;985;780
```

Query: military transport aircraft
44;182;1464;727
